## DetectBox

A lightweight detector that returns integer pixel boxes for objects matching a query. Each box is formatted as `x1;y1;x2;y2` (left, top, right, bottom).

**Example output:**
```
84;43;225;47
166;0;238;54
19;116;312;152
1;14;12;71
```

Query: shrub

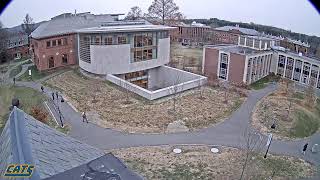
30;106;48;124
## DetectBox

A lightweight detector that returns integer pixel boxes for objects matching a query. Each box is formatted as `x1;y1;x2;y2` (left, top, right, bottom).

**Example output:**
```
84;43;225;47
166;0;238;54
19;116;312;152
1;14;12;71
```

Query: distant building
203;34;320;89
6;32;29;60
280;37;310;55
0;107;142;180
170;21;211;45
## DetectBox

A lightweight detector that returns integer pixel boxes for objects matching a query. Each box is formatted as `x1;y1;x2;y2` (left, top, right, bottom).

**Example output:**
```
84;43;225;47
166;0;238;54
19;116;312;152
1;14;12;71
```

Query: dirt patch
252;82;320;139
45;70;244;133
111;145;315;180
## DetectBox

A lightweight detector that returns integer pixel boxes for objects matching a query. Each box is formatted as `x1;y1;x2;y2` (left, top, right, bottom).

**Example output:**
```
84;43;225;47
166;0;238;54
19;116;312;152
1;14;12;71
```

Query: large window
219;53;228;80
132;33;157;62
117;36;127;44
104;36;113;45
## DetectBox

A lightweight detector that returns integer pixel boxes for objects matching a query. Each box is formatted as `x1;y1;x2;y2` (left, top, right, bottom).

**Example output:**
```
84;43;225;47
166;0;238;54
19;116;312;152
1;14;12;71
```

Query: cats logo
3;164;35;178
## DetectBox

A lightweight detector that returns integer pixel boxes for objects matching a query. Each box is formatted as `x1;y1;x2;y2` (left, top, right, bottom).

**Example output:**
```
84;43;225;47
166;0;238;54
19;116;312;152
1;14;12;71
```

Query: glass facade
219;53;228;80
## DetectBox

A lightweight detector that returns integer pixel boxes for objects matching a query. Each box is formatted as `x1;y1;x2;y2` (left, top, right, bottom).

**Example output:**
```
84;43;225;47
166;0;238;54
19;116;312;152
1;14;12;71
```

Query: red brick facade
203;47;246;84
210;30;240;45
280;39;309;55
170;26;211;45
170;26;241;46
31;34;77;71
7;45;30;59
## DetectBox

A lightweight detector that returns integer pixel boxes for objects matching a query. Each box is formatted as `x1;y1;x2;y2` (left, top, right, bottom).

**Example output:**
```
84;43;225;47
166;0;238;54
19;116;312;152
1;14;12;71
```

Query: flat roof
205;44;272;56
277;50;320;65
77;25;176;33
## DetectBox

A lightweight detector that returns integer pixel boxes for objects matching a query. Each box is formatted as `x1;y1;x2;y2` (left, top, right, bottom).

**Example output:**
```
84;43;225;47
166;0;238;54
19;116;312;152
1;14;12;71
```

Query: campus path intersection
5;67;318;168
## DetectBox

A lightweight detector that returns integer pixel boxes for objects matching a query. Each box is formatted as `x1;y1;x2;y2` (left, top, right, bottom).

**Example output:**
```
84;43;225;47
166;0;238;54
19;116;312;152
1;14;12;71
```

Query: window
57;39;61;46
46;41;51;47
52;40;56;46
62;38;68;45
132;33;156;62
219;53;228;80
117;36;127;44
48;56;54;68
62;54;68;64
104;37;113;45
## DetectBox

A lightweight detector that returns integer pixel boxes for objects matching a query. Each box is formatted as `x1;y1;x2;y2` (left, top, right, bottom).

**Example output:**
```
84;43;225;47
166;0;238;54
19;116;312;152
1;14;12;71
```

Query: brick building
203;34;320;90
280;38;310;55
170;21;211;45
6;31;29;60
30;12;122;71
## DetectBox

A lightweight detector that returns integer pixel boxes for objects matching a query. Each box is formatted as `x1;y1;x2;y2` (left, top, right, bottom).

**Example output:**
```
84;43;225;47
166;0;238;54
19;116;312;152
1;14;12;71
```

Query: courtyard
45;70;244;133
111;145;315;180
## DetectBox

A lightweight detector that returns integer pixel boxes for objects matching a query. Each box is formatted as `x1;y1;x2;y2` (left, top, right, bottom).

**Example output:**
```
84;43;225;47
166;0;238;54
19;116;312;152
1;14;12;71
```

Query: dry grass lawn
45;70;244;133
111;145;315;180
170;42;203;74
252;81;320;139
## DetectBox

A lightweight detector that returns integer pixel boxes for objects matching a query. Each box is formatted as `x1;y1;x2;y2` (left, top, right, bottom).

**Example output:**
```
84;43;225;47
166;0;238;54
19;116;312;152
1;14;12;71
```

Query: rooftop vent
101;21;145;27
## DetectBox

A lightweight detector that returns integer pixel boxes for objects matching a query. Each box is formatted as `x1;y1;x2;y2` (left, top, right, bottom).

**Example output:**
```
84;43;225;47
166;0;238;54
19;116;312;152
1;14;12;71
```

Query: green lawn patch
0;85;69;134
17;65;48;81
294;92;305;100
289;110;319;138
250;74;280;90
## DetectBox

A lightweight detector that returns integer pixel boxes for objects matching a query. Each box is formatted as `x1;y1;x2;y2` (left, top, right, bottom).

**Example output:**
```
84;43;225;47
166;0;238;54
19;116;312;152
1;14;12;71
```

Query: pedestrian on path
51;92;55;100
41;86;44;93
55;92;59;100
82;112;88;123
302;143;308;155
13;77;15;85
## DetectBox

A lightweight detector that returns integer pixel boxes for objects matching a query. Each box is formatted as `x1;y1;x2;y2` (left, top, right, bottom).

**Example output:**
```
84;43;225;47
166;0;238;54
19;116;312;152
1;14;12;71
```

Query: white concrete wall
148;66;205;90
79;38;170;75
107;66;207;100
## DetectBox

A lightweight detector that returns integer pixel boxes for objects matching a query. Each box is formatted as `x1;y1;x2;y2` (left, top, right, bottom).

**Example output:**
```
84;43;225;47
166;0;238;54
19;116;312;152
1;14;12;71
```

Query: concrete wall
148;66;204;90
107;66;207;100
79;38;170;75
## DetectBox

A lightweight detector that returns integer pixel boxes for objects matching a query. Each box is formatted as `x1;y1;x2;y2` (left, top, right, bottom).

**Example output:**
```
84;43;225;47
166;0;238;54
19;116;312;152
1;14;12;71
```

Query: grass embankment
250;74;281;90
17;65;48;81
0;85;69;134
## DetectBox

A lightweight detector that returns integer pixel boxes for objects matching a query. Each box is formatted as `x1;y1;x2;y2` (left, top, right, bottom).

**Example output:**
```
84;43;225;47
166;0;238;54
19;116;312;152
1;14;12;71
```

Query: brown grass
111;145;315;180
45;70;244;133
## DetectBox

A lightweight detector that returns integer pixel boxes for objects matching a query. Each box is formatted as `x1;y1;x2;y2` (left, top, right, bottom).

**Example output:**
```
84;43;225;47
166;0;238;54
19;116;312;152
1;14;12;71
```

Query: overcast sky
0;0;319;36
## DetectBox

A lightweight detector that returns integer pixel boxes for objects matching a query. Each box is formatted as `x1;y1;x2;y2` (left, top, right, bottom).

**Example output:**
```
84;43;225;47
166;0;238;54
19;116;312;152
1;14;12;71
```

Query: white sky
0;0;319;36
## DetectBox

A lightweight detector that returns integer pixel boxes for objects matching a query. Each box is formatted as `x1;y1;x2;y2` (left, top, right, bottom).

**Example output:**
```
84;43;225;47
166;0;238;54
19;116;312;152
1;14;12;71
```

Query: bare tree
286;81;294;120
305;79;317;108
21;14;35;45
146;0;184;25
0;21;9;64
125;6;142;20
169;73;182;119
240;128;264;180
197;75;205;99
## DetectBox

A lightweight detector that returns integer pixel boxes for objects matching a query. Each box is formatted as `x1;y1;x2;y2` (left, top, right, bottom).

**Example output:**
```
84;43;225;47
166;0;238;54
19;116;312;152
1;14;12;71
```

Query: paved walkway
2;64;318;168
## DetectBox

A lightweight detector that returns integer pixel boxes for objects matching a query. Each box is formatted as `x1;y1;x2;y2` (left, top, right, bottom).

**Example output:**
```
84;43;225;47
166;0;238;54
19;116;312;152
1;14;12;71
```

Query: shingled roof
0;107;142;180
215;26;260;36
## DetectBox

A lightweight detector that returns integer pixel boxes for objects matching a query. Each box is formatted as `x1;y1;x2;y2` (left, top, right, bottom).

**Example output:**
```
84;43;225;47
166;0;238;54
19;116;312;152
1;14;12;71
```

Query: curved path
3;65;318;168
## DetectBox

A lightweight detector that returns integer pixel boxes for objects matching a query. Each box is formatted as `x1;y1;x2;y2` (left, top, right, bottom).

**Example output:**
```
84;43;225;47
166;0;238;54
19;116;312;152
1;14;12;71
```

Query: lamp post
264;123;276;158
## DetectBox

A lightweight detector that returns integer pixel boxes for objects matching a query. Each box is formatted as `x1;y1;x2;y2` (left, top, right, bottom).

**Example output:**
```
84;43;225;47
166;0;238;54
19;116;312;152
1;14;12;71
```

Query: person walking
302;143;308;155
41;86;44;93
82;112;88;123
51;92;55;100
13;77;16;85
55;92;59;100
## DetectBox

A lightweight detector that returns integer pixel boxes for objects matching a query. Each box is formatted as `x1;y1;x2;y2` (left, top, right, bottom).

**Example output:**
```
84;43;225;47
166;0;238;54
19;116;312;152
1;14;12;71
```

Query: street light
264;122;276;158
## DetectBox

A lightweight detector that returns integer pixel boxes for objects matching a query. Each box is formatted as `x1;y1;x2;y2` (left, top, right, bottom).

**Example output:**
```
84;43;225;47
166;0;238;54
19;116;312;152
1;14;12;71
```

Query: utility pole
264;133;273;158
